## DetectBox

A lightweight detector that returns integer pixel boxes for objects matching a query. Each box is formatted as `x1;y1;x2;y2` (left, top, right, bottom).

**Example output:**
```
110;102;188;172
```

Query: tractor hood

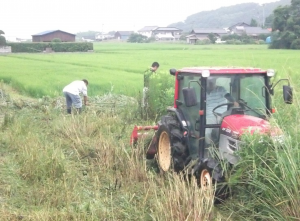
220;115;281;138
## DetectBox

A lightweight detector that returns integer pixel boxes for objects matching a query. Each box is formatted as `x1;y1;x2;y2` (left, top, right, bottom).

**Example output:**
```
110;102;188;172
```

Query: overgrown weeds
0;89;216;220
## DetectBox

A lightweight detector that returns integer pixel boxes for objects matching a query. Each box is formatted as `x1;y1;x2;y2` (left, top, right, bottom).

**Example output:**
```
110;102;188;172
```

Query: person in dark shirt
142;62;159;107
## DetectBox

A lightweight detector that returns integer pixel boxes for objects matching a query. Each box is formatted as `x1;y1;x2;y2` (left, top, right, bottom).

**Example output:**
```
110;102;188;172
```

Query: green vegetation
0;30;6;46
1;42;300;220
127;33;149;43
222;33;269;44
270;0;300;49
6;42;93;53
169;0;290;31
51;38;62;43
1;43;300;98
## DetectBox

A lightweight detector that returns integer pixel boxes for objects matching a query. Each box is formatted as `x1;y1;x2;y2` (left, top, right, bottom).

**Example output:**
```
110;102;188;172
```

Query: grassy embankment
0;42;300;220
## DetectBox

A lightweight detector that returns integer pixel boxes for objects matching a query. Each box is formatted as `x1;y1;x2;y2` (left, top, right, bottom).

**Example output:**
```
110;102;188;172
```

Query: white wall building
138;26;158;38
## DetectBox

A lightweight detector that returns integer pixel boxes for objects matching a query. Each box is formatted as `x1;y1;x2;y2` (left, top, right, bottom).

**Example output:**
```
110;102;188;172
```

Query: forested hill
169;0;291;31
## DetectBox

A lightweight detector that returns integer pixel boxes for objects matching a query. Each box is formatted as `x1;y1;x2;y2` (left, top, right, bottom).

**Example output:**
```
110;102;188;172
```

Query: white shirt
63;80;87;96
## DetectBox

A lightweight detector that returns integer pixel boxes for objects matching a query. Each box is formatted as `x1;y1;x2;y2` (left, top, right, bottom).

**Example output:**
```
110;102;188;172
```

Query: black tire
196;160;229;203
156;114;189;172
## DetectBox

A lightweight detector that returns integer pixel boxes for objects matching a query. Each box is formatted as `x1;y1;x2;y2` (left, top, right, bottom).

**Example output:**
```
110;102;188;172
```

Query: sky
1;0;277;39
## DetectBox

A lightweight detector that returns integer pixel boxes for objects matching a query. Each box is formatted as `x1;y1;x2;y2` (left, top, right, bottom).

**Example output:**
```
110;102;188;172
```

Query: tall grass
219;77;300;220
0;89;218;220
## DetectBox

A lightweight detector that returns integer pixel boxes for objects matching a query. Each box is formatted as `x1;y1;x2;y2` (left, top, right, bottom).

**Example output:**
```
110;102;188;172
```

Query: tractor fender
166;107;188;129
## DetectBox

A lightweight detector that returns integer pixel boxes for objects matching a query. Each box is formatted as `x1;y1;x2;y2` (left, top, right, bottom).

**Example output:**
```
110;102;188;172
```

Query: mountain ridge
169;0;291;31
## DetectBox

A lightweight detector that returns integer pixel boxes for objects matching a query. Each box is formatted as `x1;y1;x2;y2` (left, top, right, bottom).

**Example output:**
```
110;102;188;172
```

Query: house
138;26;158;38
152;27;182;41
186;29;228;44
95;33;114;41
32;30;75;42
228;22;251;31
114;31;134;40
231;26;271;37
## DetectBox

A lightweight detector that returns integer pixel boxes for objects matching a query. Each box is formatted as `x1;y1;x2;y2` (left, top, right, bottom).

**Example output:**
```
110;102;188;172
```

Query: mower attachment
130;125;158;145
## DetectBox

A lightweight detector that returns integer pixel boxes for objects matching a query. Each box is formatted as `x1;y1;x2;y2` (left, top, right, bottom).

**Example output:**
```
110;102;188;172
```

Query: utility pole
262;4;265;28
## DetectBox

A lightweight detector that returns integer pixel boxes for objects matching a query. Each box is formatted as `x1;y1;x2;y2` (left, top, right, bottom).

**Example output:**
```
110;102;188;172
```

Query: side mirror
182;87;197;107
283;85;293;104
170;69;176;76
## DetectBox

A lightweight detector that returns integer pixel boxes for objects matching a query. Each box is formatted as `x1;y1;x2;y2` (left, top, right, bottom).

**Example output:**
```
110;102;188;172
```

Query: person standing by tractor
63;79;88;114
142;62;159;118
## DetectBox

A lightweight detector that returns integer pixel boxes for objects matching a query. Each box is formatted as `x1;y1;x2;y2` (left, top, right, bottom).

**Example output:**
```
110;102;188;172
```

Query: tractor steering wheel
212;102;235;117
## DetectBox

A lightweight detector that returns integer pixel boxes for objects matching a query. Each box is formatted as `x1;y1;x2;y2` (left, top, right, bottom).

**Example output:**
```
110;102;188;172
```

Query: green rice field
1;43;300;97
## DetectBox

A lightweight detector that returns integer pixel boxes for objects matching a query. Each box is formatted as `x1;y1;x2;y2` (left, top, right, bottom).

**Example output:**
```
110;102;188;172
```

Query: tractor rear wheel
157;125;172;172
156;114;188;173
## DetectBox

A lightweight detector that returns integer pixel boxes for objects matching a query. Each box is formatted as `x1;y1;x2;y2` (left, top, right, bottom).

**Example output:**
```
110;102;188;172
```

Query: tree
270;0;300;49
250;18;258;27
207;33;217;43
0;30;6;46
127;33;148;43
264;14;274;28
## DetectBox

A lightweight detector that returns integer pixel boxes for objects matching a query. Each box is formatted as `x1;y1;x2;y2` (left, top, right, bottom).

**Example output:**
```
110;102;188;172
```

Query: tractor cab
172;68;292;163
171;67;292;164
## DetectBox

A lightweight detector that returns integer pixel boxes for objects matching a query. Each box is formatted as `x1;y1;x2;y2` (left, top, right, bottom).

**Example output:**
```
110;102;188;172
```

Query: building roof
191;29;228;34
32;30;75;36
116;31;134;36
178;67;267;75
154;27;182;31
232;27;271;35
138;26;158;32
229;22;250;30
244;27;271;35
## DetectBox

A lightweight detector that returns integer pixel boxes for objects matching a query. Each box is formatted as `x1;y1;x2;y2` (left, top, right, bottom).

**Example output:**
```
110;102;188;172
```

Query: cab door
176;74;202;159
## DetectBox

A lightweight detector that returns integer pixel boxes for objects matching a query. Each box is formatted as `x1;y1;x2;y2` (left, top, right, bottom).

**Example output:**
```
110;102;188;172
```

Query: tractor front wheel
197;160;229;203
200;169;213;190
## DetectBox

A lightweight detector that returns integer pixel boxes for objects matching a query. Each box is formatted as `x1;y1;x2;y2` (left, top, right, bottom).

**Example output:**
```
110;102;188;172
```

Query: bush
51;38;62;43
242;38;255;44
290;39;300;49
127;33;148;43
226;40;242;45
146;36;156;43
257;39;266;45
147;71;174;118
6;42;93;53
0;35;6;46
195;39;211;45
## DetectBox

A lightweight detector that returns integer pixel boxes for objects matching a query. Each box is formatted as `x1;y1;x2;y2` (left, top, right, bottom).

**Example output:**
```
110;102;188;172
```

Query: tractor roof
178;67;267;75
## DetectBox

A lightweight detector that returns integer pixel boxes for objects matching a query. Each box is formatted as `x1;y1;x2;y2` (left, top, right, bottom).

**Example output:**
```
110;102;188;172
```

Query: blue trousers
64;92;82;111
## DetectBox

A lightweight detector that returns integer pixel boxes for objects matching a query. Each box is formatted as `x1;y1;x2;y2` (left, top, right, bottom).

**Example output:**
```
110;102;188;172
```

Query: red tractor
131;67;292;192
